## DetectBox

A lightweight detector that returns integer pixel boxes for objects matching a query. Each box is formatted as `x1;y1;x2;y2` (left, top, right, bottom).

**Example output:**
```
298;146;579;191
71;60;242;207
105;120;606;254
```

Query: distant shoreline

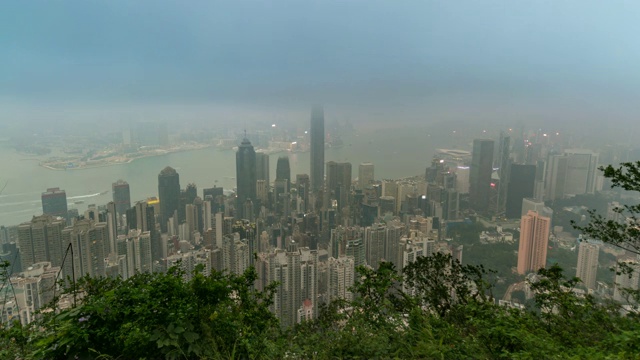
39;158;134;171
38;145;214;171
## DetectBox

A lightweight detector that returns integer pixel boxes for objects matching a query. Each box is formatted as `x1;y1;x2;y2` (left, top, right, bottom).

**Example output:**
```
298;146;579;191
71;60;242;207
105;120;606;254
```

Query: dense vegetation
1;254;639;359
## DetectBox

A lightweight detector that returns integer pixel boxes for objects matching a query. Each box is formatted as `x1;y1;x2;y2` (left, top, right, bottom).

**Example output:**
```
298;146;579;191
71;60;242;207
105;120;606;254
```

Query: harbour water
0;126;465;227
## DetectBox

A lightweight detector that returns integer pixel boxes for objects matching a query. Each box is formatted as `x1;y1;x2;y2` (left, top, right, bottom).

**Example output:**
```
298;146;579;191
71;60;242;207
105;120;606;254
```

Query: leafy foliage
573;162;640;307
25;266;281;359
574;162;640;256
403;252;493;318
0;258;638;359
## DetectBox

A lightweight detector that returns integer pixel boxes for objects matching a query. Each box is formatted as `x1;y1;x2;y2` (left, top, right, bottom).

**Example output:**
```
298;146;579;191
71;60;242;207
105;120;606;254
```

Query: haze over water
0;125;465;227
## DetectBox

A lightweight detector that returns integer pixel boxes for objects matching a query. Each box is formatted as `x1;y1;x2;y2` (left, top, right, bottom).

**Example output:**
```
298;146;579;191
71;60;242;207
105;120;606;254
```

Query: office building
469;139;494;212
41;188;68;220
345;237;366;268
269;246;318;328
1;262;59;327
397;236;425;273
185;204;198;241
576;241;599;290
166;249;211;282
496;132;511;216
106;201;118;256
296;174;310;212
327;256;355;302
506;165;536;219
236;136;257;220
443;188;460;221
613;258;640;303
517;211;551;274
17;215;66;272
336;162;352;208
276;156;291;184
365;223;386;270
521;198;553;220
545;154;568;201
203;186;224;214
132;201;155;234
116;229;153;279
185;183;198;206
111;180;131;216
358;162;374;190
337;162;352;190
256;152;270;187
546;150;599;200
310;106;325;193
256;180;269;205
326;161;339;192
533;160;546;201
326;161;352;208
221;234;251;276
274;179;289;216
563;149;600;196
62;219;108;279
158;167;181;233
378;196;396;217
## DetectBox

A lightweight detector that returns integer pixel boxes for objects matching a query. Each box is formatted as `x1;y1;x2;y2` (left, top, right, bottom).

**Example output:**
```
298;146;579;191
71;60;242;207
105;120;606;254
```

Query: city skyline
2;113;637;334
1;1;640;342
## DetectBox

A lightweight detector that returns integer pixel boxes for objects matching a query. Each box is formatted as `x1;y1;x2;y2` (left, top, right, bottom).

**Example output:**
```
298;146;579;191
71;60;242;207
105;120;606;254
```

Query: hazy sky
1;1;639;128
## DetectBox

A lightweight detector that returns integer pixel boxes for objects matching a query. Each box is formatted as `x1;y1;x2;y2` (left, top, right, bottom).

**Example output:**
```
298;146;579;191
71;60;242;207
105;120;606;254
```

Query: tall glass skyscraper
236;136;257;220
255;152;270;187
112;179;131;216
469;139;495;213
276;156;291;183
158;166;180;233
310;106;325;193
496;132;511;215
41;187;68;220
505;164;536;219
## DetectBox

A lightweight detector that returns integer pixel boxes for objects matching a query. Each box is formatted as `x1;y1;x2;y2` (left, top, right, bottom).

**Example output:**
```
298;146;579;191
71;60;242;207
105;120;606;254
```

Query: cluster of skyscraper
4;112;640;326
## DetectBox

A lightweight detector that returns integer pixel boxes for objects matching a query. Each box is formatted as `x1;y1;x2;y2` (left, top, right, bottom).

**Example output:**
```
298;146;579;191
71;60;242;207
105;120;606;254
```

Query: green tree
528;264;622;348
403;252;493;319
0;260;29;359
575;162;640;255
574;161;640;305
30;266;281;360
